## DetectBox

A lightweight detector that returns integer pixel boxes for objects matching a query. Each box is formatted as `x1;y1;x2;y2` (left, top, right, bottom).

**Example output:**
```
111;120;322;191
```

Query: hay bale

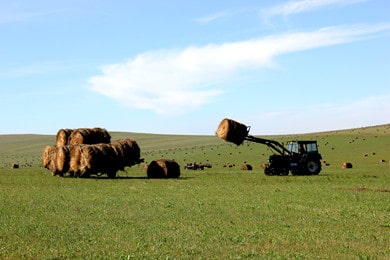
75;144;113;177
10;163;19;169
67;139;142;178
216;118;249;145
110;139;141;170
241;164;253;170
42;146;58;175
56;145;73;176
147;159;180;178
56;129;73;146
68;127;111;145
69;145;83;177
342;162;353;169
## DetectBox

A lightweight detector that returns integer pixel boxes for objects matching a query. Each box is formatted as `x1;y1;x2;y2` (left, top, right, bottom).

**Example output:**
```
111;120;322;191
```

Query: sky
0;0;389;135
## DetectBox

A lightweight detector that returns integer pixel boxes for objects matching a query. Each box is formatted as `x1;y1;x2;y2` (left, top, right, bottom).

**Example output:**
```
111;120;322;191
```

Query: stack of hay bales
42;128;142;178
146;159;180;178
216;118;249;145
56;128;111;146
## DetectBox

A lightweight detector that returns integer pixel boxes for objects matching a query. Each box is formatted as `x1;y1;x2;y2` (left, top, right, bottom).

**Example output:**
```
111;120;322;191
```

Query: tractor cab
287;141;319;155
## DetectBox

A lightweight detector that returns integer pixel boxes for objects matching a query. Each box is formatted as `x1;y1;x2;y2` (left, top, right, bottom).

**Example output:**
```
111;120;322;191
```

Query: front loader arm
244;135;291;156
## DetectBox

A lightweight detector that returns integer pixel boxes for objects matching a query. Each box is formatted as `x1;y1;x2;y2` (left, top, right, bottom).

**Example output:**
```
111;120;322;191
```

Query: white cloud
195;10;230;24
261;0;367;20
89;23;390;116
247;94;390;134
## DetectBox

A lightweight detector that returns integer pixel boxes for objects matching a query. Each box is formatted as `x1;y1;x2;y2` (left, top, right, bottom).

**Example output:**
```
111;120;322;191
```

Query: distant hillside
1;124;389;154
1;124;389;170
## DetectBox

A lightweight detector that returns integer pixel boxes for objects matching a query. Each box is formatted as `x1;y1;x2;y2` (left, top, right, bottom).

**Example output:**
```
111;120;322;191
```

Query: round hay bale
78;144;108;177
147;159;180;178
241;164;253;171
110;139;141;169
142;164;148;171
56;129;73;146
42;146;58;175
68;127;111;145
10;163;19;169
56;145;73;176
69;145;83;176
342;162;353;169
216;118;249;146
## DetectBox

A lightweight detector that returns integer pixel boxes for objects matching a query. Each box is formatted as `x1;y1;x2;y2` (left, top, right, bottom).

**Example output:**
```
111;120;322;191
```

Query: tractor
216;118;322;176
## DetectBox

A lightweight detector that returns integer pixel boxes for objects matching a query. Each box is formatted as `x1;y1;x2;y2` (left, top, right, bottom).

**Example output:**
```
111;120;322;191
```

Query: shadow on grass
65;175;194;180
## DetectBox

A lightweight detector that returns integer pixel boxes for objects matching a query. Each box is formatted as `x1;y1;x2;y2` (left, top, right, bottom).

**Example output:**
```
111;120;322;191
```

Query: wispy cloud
195;10;230;24
89;23;390;116
247;94;390;134
0;61;82;77
261;0;368;21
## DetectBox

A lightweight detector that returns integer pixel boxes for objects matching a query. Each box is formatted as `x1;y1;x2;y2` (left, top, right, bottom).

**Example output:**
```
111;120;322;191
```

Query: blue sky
1;0;389;135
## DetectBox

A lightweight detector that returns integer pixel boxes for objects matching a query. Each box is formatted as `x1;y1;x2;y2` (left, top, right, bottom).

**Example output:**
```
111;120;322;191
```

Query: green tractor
217;118;322;176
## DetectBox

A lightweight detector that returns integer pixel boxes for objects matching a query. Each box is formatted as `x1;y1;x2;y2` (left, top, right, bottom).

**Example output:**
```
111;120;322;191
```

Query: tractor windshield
287;142;318;154
305;142;318;153
287;142;298;153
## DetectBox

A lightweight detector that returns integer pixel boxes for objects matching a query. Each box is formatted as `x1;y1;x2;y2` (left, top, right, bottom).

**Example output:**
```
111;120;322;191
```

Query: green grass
0;125;389;259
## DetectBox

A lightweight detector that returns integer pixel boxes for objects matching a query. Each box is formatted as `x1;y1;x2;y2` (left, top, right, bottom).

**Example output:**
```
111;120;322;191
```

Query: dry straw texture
68;127;111;145
42;146;59;176
43;139;142;178
56;145;73;176
147;159;181;178
56;129;73;146
216;118;249;146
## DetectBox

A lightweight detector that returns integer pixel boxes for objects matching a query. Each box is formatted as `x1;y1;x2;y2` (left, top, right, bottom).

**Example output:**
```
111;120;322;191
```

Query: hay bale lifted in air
56;129;74;146
216;118;249;145
68;127;111;145
147;159;180;178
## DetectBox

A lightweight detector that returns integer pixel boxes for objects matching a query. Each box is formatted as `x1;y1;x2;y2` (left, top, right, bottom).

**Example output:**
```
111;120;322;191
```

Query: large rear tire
306;160;321;175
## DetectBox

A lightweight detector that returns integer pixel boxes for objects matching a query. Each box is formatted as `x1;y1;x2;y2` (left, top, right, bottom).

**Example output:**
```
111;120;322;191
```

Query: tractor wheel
277;168;289;176
264;166;273;176
306;160;321;175
107;171;117;179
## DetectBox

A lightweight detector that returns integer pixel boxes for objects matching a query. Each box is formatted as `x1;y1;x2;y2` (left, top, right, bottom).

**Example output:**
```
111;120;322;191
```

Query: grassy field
0;125;389;259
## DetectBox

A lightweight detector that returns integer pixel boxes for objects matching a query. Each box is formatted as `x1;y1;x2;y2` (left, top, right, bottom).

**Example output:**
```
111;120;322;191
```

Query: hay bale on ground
147;159;180;178
71;144;113;177
68;127;111;145
241;164;253;171
342;162;353;169
68;139;142;178
42;146;58;175
69;145;83;177
56;145;73;176
216;118;249;145
110;139;141;170
10;163;19;169
56;129;73;146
